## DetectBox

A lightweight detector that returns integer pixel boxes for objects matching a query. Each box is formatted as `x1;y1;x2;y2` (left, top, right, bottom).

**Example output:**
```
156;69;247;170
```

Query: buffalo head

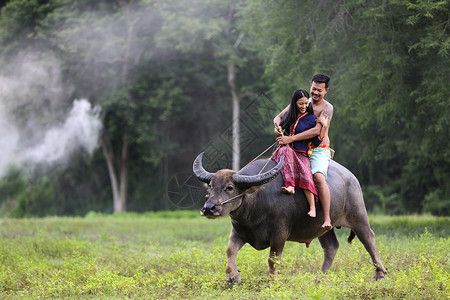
193;152;283;218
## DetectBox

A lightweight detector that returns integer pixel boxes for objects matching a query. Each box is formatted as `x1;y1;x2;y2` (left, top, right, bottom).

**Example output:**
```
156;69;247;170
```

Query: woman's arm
273;105;289;125
276;123;323;145
273;105;289;136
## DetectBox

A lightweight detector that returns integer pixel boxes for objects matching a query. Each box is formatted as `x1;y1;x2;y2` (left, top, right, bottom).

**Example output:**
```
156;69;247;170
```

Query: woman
272;89;323;218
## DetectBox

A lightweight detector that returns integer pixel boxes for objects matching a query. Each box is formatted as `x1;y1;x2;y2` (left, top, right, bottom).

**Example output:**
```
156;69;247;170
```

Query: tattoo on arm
322;103;333;120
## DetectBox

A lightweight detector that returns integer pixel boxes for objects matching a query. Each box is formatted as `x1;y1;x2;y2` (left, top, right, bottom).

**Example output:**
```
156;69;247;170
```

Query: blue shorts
310;148;331;179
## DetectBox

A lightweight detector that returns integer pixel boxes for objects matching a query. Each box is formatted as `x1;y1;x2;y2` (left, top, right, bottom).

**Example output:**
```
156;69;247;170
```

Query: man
273;74;333;230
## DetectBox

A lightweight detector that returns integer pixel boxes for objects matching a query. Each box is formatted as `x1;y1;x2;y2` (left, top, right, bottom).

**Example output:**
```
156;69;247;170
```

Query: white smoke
0;99;102;178
23;99;102;165
0;51;103;178
0;105;20;176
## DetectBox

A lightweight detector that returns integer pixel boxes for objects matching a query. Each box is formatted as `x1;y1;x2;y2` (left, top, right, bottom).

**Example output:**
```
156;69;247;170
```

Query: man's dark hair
311;74;330;89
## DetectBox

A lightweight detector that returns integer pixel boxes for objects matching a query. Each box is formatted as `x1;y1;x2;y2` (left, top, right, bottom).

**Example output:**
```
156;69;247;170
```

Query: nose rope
217;193;244;206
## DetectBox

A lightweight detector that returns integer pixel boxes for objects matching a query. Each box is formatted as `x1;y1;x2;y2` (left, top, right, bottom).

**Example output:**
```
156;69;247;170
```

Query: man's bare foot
307;210;316;218
321;220;332;230
281;186;295;194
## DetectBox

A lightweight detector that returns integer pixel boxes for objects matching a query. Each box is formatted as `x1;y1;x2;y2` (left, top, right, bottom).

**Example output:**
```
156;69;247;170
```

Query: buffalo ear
242;185;262;194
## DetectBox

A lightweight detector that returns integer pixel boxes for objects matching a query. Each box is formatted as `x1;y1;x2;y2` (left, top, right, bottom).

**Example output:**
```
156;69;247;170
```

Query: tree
242;0;449;214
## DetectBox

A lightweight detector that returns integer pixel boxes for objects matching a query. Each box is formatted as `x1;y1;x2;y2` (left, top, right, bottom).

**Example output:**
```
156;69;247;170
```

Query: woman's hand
274;123;283;137
274;128;282;137
317;116;328;127
276;135;293;145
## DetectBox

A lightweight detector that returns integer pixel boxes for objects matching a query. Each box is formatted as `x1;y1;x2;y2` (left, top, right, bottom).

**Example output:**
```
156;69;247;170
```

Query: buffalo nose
202;202;217;215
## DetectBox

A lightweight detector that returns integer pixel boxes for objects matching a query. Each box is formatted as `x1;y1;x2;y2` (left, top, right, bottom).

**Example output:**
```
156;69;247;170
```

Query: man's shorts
310;147;331;179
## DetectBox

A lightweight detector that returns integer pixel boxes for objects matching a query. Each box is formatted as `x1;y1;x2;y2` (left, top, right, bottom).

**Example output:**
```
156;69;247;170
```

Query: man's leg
310;148;332;229
314;172;331;230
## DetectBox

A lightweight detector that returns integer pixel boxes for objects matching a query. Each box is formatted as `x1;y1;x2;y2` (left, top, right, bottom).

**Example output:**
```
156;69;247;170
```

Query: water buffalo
193;152;387;285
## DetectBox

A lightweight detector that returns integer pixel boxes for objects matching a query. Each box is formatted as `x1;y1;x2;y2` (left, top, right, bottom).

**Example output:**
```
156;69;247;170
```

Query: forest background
0;0;448;217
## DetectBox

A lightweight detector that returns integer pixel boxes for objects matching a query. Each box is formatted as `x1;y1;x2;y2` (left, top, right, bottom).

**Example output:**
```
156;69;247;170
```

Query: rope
216;140;281;206
242;123;285;170
242;141;278;170
257;143;280;175
217;193;244;206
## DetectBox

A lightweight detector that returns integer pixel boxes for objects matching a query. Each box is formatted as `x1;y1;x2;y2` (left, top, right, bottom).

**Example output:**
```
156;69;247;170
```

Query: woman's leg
282;185;295;194
303;189;316;217
274;147;296;195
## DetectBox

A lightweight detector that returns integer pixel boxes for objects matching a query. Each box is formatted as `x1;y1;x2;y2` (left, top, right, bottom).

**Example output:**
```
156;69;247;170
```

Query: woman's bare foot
281;186;295;194
321;220;332;230
307;209;316;218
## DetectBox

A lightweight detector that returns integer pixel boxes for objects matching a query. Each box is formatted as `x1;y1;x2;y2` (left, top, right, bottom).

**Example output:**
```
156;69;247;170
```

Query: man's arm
321;102;334;121
317;102;334;139
277;123;322;144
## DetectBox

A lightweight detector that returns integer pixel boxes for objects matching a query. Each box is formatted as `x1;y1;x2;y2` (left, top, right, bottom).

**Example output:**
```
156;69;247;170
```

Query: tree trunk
119;139;129;211
227;62;240;171
101;136;129;213
101;135;122;212
160;118;170;210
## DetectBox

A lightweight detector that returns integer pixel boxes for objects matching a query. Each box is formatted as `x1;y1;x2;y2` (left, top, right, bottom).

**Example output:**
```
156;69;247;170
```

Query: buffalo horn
192;152;215;183
233;156;284;189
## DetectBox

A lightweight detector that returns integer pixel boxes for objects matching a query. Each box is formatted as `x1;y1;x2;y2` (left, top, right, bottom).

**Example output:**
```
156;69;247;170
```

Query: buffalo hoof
227;274;241;289
374;269;387;281
374;273;386;281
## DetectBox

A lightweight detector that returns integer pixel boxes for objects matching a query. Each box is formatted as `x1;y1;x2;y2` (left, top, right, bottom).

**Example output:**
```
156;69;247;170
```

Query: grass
0;212;448;299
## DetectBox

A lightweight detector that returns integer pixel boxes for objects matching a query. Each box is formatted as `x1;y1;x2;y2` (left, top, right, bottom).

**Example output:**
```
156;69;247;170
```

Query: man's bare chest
312;105;325;117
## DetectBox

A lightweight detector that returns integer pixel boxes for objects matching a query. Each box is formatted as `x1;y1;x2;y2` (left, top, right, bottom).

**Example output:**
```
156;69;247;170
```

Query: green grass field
0;212;448;299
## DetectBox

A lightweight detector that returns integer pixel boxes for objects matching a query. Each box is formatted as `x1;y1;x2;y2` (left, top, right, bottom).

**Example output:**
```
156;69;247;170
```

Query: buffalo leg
318;228;339;273
226;230;245;287
268;240;286;279
353;226;387;280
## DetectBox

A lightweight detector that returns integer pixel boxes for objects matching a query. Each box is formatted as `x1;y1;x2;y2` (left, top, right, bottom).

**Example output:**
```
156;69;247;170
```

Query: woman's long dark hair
279;89;313;135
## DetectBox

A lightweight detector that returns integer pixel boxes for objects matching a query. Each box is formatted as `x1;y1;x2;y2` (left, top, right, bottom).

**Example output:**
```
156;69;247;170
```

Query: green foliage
0;170;56;217
364;185;404;215
422;189;450;216
0;213;447;298
0;155;113;217
0;0;56;49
